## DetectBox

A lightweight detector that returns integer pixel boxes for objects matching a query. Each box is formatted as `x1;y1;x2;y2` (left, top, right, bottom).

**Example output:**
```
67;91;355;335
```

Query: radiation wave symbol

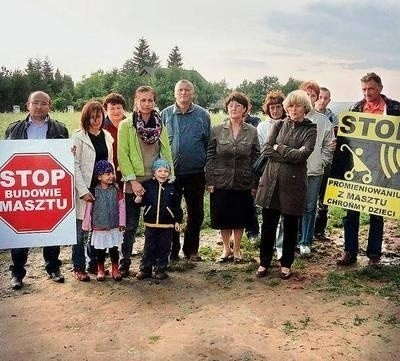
380;144;400;179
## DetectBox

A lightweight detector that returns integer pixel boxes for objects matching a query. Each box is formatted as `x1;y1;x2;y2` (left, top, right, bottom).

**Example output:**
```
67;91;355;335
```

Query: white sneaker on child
300;245;311;255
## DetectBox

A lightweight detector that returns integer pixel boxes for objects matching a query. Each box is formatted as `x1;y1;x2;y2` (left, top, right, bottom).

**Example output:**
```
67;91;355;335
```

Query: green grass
324;265;400;304
0;110;229;139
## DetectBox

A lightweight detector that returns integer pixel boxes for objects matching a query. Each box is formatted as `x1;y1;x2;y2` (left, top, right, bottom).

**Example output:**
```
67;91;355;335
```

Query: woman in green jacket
117;86;174;276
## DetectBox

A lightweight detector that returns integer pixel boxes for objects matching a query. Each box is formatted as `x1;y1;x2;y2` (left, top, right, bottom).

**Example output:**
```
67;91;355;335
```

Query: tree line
0;37;301;113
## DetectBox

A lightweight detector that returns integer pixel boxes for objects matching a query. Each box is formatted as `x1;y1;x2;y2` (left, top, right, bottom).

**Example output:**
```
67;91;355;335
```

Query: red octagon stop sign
0;153;74;233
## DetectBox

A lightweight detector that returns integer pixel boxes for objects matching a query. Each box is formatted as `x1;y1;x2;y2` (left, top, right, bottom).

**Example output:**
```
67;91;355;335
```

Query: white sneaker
300;245;311;255
275;247;283;261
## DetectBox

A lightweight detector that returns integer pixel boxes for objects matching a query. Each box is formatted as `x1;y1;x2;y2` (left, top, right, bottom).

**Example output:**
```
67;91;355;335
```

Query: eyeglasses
30;101;49;107
269;104;283;111
227;102;244;108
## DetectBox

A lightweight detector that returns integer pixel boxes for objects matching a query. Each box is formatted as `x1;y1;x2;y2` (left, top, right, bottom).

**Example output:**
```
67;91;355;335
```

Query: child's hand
119;226;126;232
134;195;142;203
174;223;180;232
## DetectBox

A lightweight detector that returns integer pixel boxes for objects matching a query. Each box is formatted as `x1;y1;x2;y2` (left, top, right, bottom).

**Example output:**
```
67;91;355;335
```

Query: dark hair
80;101;105;132
103;92;126;109
360;72;382;87
299;81;320;98
224;91;249;112
262;90;286;118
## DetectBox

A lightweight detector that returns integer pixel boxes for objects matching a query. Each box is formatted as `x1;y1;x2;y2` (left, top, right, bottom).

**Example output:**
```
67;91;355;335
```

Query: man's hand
81;192;95;201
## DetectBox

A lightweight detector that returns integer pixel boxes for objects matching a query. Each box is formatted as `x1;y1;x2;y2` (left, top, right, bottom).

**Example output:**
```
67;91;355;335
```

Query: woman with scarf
117;86;174;276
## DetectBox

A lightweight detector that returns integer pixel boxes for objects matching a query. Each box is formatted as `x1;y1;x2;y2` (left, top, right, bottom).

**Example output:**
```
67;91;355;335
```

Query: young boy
135;159;183;280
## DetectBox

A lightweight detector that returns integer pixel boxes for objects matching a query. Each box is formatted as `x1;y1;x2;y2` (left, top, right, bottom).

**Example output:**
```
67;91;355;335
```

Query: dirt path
0;229;399;361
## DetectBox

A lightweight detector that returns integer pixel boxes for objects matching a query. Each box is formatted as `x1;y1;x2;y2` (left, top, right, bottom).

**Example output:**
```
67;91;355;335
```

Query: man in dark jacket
336;73;400;267
5;90;69;289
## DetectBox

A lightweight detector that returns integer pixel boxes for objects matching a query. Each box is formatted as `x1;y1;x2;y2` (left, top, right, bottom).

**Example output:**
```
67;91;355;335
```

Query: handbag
253;120;284;178
253;153;267;178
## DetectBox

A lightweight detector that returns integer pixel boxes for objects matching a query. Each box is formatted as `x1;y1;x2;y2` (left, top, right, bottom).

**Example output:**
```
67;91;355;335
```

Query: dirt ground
0;224;399;361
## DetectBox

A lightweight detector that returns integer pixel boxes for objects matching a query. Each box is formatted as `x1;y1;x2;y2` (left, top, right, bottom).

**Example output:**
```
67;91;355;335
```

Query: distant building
67;105;74;113
12;105;20;113
208;98;225;114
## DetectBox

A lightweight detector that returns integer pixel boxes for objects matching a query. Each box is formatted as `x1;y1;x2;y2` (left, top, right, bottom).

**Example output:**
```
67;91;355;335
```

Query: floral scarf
134;110;162;144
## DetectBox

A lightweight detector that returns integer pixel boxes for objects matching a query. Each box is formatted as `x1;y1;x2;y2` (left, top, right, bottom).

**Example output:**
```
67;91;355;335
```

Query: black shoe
136;271;152;280
154;271;169;280
11;276;23;290
314;233;330;241
119;266;130;278
49;270;65;283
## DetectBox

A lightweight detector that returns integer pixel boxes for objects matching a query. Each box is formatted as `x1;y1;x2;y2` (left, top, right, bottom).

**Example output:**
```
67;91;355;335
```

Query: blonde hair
283;90;313;114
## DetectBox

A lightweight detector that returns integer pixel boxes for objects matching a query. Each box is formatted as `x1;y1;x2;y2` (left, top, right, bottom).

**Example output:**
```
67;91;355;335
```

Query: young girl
134;159;182;280
82;160;125;281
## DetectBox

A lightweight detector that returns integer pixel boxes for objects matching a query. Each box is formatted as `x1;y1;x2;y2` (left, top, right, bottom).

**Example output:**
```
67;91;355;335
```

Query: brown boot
336;252;357;266
111;263;122;281
96;263;105;281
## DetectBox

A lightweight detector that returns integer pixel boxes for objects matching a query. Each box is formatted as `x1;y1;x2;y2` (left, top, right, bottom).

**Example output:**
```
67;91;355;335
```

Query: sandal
256;266;268;278
280;267;292;280
233;252;243;263
217;250;233;263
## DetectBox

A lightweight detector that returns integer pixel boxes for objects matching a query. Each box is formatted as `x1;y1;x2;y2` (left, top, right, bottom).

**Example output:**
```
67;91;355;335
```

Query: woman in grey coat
255;90;317;279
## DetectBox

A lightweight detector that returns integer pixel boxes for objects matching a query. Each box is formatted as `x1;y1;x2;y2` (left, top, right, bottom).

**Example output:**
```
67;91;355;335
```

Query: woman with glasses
206;91;260;263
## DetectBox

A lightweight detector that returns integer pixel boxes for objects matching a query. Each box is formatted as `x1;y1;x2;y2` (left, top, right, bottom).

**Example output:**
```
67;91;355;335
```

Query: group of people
7;80;210;289
5;72;398;289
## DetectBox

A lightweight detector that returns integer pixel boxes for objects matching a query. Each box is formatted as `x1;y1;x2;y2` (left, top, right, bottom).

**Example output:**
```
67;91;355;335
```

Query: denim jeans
299;175;323;247
343;210;383;258
171;173;205;258
140;227;173;273
119;193;141;269
10;246;61;279
314;164;331;235
72;219;88;271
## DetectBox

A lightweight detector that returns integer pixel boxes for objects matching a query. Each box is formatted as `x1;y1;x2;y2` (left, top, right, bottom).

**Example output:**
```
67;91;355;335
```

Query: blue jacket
161;103;211;175
140;178;183;228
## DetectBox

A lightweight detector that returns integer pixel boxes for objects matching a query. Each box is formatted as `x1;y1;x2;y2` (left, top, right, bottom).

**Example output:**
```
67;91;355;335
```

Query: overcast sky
2;0;399;102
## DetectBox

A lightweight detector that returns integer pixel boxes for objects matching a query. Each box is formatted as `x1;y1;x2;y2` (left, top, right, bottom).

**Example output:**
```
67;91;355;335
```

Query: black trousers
140;227;173;273
314;164;331;235
259;208;299;269
171;173;205;258
10;246;61;279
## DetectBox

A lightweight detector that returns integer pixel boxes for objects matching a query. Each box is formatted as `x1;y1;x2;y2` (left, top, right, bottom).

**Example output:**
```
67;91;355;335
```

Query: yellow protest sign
324;112;400;219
